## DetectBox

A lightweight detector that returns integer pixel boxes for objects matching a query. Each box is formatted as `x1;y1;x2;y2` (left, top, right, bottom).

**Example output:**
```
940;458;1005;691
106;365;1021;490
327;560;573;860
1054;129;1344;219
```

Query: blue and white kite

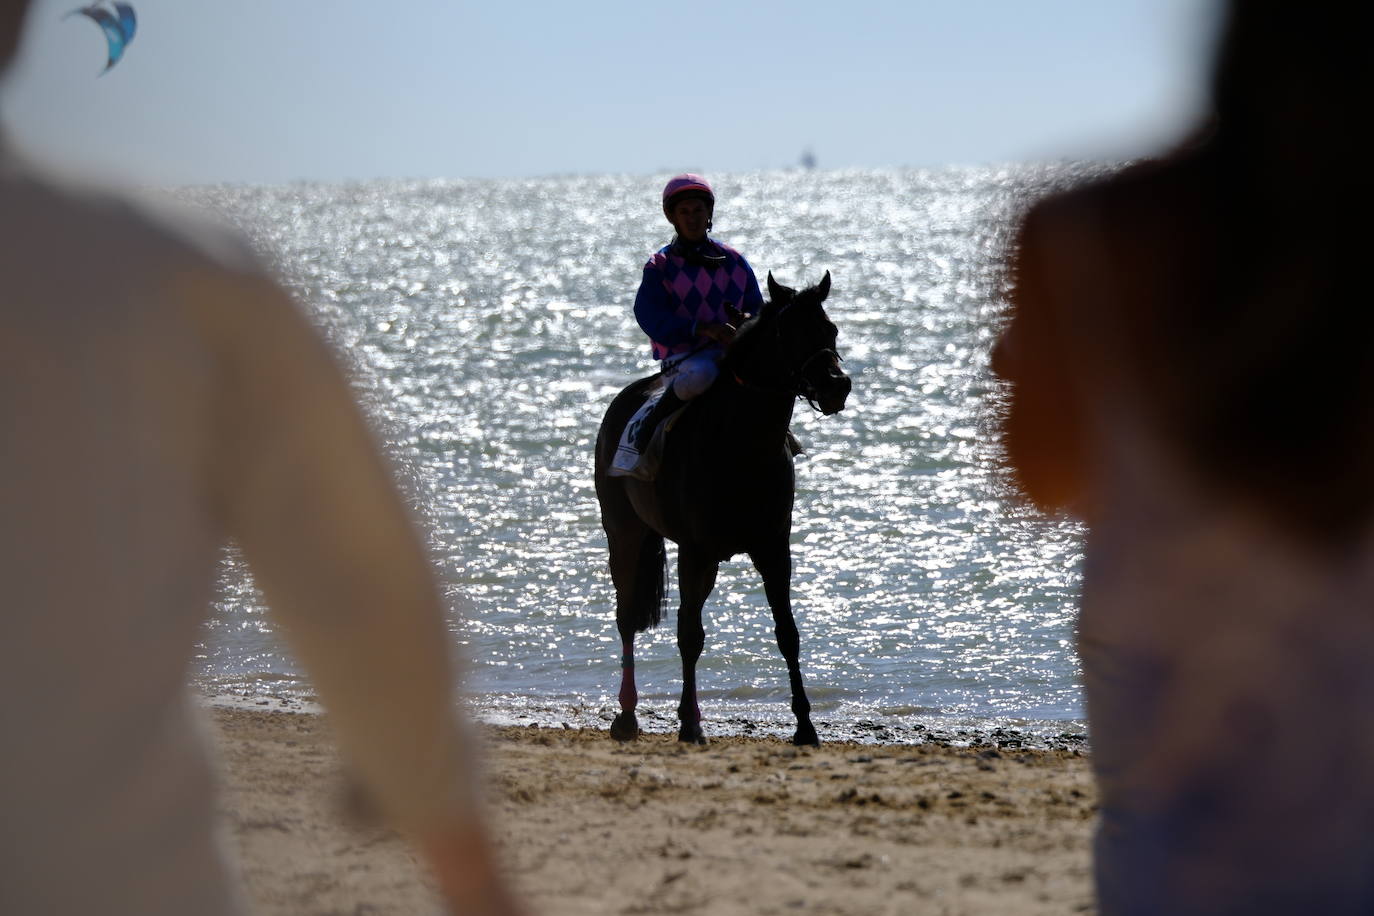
65;2;137;75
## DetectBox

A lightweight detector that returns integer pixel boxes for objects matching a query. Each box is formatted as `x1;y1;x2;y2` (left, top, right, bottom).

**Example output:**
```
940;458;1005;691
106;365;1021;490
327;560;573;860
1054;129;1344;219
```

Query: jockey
631;173;765;451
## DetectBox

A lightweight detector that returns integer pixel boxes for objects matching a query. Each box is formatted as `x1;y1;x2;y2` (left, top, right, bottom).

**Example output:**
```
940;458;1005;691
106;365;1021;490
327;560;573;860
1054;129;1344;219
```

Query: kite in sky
65;2;137;74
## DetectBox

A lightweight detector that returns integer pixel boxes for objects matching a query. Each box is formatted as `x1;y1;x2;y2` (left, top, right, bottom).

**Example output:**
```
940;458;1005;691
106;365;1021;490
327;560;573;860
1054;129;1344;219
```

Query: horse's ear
766;271;785;302
818;271;831;300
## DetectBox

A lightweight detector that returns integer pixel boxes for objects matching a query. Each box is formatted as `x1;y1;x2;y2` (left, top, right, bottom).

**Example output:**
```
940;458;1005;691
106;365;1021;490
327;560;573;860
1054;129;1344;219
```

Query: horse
593;272;852;746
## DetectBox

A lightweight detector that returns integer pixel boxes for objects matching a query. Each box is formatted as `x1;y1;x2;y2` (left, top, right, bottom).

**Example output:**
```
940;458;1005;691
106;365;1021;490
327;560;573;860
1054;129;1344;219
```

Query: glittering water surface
183;166;1091;740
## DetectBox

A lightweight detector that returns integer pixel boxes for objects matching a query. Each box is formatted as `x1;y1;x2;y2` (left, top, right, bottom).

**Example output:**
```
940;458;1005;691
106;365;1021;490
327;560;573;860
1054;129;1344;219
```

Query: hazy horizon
1;1;1221;186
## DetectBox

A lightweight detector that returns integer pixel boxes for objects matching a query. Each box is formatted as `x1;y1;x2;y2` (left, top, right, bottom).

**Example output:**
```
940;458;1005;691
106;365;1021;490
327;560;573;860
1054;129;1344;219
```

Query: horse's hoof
610;712;640;742
678;724;707;745
792;723;819;747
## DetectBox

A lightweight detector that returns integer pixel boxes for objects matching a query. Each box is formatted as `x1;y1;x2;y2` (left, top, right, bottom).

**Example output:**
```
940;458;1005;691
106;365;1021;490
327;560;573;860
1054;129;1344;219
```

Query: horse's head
725;271;851;415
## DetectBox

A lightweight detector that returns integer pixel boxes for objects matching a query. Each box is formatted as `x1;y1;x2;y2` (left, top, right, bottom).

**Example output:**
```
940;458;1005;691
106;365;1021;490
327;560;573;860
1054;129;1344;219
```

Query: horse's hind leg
605;526;666;742
596;387;666;741
753;545;819;746
611;624;640;741
675;548;718;744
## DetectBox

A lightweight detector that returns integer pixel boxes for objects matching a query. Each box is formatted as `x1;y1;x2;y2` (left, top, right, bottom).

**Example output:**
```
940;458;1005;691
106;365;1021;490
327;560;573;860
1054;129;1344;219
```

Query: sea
179;164;1103;747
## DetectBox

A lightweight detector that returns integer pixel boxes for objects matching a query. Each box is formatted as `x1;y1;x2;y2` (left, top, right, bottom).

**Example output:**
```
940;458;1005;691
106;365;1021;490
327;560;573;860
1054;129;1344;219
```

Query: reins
723;283;844;412
732;341;842;412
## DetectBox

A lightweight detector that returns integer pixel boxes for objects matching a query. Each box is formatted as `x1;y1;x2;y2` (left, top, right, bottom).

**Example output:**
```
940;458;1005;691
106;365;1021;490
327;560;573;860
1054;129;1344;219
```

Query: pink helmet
661;173;715;218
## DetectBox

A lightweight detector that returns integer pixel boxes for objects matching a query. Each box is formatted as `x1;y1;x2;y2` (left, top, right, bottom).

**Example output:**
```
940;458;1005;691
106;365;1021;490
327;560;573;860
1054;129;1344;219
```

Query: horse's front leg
753;545;818;746
676;548;718;744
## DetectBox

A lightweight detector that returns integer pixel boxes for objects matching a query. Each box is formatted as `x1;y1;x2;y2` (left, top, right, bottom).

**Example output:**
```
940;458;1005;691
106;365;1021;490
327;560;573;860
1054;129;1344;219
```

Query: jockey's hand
698;322;737;344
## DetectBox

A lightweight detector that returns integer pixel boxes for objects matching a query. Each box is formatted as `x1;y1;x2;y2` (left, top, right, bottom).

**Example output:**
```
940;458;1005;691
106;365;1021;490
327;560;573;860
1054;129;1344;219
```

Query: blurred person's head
1128;0;1372;545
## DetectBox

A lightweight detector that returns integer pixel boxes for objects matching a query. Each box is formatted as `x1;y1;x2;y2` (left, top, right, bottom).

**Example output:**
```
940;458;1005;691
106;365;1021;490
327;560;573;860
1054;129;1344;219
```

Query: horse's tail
628;531;667;632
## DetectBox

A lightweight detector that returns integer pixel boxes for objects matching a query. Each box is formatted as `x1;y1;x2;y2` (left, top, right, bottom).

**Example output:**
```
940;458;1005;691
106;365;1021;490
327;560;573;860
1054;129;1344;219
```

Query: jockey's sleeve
740;257;765;311
633;264;696;347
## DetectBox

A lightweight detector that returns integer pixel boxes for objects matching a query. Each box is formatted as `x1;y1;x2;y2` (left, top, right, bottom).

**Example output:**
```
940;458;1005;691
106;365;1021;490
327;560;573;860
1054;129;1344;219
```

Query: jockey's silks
633;237;764;360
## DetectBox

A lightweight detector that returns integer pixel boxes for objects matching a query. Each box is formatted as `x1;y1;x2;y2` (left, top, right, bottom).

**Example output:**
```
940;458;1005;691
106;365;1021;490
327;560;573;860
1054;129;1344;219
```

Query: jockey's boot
633;388;685;453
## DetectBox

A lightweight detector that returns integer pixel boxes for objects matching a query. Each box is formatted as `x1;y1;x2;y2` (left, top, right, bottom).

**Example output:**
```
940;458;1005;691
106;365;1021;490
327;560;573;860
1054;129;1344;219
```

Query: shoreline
210;702;1098;915
200;691;1090;753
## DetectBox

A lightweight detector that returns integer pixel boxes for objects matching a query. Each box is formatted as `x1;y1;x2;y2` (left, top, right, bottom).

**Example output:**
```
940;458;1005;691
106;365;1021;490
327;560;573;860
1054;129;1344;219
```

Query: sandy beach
211;704;1098;915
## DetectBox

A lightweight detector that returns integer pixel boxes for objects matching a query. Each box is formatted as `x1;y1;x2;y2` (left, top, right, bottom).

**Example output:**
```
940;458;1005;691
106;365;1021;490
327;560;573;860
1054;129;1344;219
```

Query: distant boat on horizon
799;148;817;170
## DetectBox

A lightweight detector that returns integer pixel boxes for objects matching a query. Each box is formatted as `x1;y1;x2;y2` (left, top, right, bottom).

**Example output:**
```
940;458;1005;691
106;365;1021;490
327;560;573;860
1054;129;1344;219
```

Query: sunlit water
180;165;1097;744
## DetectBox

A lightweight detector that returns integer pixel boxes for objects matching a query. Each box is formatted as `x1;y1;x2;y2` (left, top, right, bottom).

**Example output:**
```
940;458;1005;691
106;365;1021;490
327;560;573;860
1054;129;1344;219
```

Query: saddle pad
608;388;666;476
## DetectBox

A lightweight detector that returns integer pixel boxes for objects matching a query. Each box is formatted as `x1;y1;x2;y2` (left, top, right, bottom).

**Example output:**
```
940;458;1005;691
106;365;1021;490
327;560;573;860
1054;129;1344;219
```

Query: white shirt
1;147;475;914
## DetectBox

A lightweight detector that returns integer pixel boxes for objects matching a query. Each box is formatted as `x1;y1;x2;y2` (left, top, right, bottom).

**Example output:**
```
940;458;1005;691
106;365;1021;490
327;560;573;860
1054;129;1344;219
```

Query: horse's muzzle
816;371;851;415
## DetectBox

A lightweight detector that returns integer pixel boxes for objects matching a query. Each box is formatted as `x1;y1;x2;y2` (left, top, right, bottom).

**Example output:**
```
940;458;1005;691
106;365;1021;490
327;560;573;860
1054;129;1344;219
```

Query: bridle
790;346;844;412
731;323;844;412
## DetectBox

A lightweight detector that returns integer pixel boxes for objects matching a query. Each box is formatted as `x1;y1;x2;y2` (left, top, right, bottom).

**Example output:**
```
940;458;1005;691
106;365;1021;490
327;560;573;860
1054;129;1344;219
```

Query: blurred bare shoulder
2;154;261;270
0;151;300;341
0;154;328;448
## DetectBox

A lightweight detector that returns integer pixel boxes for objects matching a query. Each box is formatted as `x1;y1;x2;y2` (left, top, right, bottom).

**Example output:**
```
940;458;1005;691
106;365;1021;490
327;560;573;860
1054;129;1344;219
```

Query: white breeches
662;347;723;400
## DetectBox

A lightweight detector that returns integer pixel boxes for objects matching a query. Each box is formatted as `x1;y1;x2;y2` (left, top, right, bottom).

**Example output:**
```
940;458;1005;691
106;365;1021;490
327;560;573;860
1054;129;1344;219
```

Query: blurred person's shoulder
1;144;271;286
1;144;303;351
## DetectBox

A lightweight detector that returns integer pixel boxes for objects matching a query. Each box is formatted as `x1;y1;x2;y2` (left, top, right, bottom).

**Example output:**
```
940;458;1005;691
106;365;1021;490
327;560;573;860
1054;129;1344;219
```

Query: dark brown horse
593;272;851;745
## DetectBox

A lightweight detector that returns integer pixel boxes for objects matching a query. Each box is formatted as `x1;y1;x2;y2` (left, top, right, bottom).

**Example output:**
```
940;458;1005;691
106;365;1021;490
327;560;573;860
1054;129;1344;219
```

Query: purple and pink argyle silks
641;241;761;359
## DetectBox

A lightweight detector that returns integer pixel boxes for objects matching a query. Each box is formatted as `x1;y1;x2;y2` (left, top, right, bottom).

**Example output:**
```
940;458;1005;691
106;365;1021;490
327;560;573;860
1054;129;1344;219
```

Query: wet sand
210;705;1098;915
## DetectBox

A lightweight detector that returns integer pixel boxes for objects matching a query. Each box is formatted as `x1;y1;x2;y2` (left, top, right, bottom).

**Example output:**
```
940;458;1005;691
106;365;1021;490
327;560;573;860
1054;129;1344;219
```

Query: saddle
608;387;684;481
608;386;804;482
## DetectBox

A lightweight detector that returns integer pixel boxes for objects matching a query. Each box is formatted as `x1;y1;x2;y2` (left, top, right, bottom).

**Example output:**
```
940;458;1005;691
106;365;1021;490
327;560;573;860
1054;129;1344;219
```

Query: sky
0;0;1222;186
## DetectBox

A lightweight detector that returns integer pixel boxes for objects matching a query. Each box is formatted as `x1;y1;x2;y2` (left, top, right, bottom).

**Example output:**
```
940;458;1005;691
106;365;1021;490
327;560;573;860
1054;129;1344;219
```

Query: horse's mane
720;305;774;376
724;307;772;354
722;280;796;371
723;275;831;376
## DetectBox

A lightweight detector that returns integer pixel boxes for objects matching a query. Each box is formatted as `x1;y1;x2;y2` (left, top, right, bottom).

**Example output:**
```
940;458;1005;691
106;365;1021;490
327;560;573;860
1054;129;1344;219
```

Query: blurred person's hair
1113;2;1369;545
